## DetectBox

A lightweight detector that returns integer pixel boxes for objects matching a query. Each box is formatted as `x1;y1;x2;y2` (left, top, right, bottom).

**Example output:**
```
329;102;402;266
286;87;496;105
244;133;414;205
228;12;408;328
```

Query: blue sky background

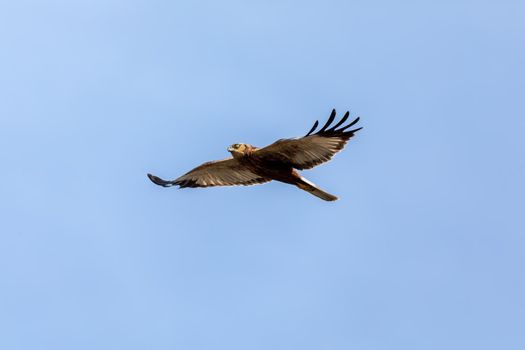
1;1;524;349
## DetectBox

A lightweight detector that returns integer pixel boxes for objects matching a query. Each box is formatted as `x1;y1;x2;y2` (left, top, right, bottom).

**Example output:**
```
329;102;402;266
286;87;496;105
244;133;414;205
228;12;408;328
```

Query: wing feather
148;158;270;188
254;109;362;170
305;120;319;136
318;108;337;133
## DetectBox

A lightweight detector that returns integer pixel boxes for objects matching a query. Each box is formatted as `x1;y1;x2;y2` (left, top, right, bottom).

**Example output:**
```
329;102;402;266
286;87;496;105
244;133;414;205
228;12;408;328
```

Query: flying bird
147;109;362;201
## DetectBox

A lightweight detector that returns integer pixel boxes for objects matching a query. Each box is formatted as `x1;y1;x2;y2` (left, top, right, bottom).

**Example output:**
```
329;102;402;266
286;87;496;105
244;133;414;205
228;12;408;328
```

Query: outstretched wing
147;158;270;188
254;109;362;170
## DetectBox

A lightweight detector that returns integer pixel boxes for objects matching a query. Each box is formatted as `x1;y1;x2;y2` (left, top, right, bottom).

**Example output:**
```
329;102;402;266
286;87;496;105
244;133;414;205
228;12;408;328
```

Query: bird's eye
234;144;239;148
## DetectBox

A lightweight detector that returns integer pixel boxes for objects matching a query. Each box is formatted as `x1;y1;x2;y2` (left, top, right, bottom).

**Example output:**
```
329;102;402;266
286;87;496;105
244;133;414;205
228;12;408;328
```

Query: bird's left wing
254;109;362;170
147;158;270;188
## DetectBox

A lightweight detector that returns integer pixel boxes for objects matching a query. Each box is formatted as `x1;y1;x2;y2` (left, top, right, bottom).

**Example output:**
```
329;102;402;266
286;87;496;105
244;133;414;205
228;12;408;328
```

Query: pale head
227;143;256;158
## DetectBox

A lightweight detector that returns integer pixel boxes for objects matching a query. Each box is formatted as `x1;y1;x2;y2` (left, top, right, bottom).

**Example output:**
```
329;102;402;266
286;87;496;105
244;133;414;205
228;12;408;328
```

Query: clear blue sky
1;1;524;349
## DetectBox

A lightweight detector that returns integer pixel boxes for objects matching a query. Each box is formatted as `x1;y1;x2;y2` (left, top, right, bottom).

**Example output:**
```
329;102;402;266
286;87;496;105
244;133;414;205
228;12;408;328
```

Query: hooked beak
227;146;234;152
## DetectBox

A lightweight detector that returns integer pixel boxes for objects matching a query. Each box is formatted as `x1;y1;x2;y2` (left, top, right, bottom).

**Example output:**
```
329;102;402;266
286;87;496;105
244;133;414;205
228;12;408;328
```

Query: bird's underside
147;109;362;201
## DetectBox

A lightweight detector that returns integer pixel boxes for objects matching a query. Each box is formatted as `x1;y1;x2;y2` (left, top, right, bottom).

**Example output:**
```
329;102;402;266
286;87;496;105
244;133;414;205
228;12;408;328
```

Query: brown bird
147;109;362;201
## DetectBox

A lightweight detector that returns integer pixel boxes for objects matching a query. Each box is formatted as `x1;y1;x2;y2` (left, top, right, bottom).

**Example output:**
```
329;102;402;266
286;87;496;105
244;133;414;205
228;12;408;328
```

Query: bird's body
148;109;362;201
234;150;297;184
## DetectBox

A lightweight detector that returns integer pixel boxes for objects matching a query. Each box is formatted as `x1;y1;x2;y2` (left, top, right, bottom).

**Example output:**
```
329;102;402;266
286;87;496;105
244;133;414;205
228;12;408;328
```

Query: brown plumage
147;109;362;201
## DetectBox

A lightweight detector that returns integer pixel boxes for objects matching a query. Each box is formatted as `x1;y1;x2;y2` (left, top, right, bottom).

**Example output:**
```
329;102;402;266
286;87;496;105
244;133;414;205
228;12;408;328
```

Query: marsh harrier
147;109;362;201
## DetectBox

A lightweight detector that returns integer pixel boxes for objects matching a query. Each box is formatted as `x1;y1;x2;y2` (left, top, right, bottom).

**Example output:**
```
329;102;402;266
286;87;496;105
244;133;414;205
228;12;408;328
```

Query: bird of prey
147;109;362;201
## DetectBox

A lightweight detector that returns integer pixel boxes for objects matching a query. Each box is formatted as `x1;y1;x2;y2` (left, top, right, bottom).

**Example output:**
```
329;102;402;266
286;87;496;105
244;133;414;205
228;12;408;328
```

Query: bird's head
227;143;256;158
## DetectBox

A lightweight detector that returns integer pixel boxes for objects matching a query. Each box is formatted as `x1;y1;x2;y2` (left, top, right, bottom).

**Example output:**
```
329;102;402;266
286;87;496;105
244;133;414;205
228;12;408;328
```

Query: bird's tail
295;177;338;201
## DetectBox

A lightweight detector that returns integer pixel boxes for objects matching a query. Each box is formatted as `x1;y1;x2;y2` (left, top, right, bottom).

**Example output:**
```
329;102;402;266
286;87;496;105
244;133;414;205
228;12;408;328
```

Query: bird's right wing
254;109;362;170
147;158;270;188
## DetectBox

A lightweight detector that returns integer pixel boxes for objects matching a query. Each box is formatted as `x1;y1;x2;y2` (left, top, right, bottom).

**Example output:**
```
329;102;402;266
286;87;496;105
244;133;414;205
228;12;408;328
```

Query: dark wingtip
327;111;350;131
147;173;159;184
147;173;173;187
306;109;362;137
305;120;320;136
346;126;363;134
318;109;337;133
340;117;361;131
